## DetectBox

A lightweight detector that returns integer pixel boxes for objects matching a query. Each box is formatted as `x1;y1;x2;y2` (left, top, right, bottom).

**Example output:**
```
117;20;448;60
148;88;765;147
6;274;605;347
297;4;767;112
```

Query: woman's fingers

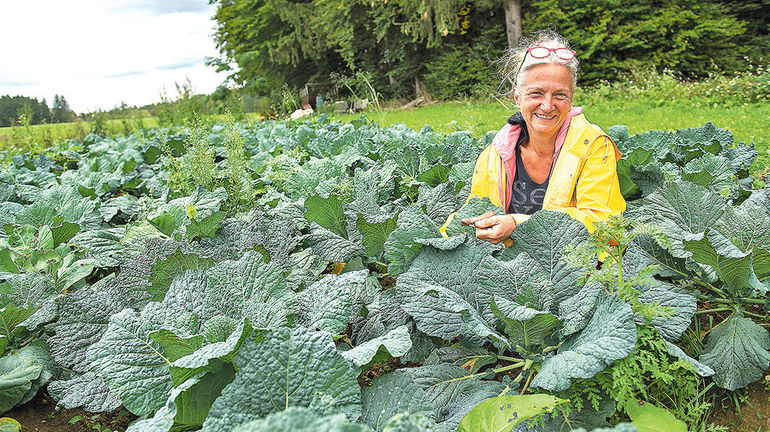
475;215;517;243
460;211;495;226
473;216;497;229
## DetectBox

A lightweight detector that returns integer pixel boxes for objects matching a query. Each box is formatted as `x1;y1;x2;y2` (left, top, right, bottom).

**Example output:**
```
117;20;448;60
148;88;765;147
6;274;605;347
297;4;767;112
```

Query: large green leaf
285;248;326;291
149;330;205;363
0;305;35;341
202;327;361;431
124;371;209;432
341;325;412;367
99;194;139;222
480;246;598;338
360;372;432;432
623;235;693;280
714;198;770;284
418;183;461;226
203;251;296;329
15;185;101;232
306;222;365;263
628;181;725;258
232;407;372;432
633;279;695;342
54;258;95;292
623;398;687;432
531;294;636;391
85;308;173;415
349;282;409;346
442;197;504;238
396;243;506;345
49;286;128;374
0;354;41;413
47;372;122;412
304;194;348;239
218;208;303;272
683;229;767;296
681;153;733;193
491;297;561;348
504;211;590;307
13;341;55;406
147;249;215;302
169;187;228;222
398;241;499;315
383;206;442;276
357;214;398;258
0;271;55;310
186;212;225;239
170;319;252;385
297;270;368;334
407;364;509;429
458;394;567;432
70;228;126;268
172;364;237;430
699;313;770;390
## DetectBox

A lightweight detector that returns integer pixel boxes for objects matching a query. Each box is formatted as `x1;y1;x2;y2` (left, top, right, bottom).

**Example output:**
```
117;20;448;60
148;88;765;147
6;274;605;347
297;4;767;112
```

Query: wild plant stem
742;310;769;320
695;294;765;305
695;307;734;314
520;369;535;395
497;355;524;363
492;362;527;374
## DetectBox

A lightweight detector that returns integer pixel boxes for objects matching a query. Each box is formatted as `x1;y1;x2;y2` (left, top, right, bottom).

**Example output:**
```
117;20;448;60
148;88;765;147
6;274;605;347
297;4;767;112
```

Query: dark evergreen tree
208;0;762;99
51;94;75;123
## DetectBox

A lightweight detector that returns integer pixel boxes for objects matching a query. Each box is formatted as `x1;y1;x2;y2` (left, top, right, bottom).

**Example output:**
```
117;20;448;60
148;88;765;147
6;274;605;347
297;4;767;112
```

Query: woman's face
514;62;573;140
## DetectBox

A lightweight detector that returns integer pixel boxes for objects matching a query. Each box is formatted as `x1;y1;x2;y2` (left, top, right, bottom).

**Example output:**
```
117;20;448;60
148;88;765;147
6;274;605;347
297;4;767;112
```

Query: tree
523;0;747;84
503;0;522;48
0;95;52;127
37;98;51;124
51;94;75;123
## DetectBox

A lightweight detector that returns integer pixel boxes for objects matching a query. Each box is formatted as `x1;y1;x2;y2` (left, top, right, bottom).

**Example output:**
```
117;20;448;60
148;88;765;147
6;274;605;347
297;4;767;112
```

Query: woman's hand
460;211;517;244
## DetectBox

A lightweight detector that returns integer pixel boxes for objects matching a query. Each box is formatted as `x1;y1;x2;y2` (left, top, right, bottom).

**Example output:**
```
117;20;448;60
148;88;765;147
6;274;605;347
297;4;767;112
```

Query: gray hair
500;30;579;94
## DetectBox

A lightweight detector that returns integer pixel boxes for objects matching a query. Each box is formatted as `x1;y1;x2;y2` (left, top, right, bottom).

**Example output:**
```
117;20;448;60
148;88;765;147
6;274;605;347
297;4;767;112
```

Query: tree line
0;95;76;127
208;0;769;101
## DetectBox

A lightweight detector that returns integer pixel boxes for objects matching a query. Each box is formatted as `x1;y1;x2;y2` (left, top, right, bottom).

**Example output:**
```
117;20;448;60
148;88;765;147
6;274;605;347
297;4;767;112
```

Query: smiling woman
443;29;626;244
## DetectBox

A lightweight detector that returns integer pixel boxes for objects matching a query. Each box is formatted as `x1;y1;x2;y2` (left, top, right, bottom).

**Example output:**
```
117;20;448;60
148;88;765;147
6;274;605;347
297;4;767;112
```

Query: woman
442;30;625;244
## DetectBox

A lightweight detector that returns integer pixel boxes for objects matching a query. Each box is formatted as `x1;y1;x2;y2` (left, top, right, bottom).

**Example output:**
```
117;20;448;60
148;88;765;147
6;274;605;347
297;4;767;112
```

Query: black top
507;113;551;215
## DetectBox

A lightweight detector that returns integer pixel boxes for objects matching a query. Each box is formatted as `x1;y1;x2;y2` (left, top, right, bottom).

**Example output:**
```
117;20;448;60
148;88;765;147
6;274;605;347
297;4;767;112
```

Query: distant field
0;117;158;152
334;98;770;175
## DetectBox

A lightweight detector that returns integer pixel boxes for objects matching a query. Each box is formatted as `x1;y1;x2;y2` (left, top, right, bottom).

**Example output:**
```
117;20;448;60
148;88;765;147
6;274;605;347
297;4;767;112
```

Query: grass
0;117;158;152
332;97;770;175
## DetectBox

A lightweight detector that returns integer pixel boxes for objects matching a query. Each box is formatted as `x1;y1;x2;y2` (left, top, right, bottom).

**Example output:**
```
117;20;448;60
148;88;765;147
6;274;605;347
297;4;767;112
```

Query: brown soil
709;374;770;431
3;390;136;432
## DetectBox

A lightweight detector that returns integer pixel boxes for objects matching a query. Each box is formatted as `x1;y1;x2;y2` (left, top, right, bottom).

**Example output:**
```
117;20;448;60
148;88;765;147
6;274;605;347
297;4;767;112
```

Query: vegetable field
0;115;767;431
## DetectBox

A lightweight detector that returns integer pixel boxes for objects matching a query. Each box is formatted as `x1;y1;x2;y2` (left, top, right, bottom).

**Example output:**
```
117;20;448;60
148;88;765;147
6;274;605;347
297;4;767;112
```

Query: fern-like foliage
564;215;674;322
564;325;711;427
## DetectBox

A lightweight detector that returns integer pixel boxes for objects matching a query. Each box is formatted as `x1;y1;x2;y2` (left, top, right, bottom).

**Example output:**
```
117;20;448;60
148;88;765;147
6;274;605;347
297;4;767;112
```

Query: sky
0;0;228;113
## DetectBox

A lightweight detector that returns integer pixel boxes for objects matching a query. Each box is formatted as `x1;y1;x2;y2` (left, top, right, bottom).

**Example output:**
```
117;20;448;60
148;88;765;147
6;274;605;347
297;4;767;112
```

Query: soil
708;374;770;431
3;390;136;432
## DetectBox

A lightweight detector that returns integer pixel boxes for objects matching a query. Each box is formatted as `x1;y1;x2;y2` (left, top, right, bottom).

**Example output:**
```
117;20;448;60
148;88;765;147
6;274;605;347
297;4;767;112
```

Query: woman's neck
523;130;558;158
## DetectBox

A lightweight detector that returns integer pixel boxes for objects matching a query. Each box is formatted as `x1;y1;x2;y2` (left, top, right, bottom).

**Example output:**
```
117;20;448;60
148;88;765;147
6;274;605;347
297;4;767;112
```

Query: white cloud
0;1;227;112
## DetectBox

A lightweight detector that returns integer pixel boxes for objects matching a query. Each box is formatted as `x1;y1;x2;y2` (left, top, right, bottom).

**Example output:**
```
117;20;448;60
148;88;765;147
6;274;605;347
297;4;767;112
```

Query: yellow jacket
441;109;625;235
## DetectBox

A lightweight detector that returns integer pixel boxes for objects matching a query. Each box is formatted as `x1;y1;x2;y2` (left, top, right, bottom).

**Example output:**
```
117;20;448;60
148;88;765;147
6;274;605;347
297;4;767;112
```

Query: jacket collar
493;107;584;162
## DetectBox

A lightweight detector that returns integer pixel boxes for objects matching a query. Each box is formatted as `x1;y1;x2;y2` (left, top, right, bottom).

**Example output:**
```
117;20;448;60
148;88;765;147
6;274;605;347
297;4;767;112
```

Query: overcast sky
0;1;227;113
